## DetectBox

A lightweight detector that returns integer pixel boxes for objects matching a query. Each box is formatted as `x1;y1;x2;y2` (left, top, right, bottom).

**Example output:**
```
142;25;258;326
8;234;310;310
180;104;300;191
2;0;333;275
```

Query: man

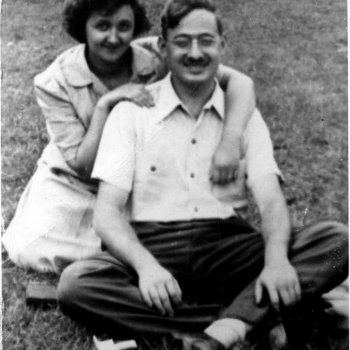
57;1;348;349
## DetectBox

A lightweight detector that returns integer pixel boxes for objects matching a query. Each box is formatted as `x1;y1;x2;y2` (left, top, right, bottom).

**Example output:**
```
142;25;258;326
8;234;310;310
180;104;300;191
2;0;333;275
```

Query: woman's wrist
220;130;243;147
96;95;114;112
97;88;125;111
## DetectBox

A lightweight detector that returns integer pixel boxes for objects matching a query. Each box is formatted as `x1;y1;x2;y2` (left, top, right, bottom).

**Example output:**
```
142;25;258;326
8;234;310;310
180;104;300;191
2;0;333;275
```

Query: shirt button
150;166;156;172
194;207;198;212
191;139;197;145
190;173;195;178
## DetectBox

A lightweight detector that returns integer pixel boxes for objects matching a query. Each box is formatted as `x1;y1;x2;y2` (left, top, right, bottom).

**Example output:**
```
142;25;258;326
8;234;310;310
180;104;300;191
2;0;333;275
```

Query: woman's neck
85;47;133;79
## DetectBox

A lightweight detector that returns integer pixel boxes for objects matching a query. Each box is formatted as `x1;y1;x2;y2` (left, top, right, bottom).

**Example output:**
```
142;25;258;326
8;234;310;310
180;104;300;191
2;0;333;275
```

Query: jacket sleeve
34;62;86;163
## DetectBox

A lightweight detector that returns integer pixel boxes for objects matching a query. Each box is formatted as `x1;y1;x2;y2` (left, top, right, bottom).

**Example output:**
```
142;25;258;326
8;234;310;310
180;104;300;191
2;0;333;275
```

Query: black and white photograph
2;0;348;349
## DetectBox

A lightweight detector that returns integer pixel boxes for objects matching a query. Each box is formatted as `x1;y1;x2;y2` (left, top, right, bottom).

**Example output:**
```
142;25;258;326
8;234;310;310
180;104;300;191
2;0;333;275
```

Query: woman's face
86;5;135;67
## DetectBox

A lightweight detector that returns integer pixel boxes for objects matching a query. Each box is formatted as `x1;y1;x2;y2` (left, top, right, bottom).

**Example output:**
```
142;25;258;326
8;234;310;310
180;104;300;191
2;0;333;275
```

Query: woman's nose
107;28;120;44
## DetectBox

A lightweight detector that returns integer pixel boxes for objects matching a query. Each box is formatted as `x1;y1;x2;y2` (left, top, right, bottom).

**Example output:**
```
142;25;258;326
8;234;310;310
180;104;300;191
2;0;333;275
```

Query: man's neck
170;77;216;119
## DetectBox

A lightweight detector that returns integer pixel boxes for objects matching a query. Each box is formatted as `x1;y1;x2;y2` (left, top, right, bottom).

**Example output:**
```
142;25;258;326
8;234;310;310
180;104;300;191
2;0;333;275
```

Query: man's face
161;9;226;89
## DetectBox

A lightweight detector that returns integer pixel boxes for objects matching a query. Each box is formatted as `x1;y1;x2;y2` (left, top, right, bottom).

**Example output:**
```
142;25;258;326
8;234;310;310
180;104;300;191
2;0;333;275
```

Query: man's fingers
255;281;263;304
140;286;153;308
280;288;293;307
165;279;182;306
267;286;280;312
294;280;302;301
148;287;166;316
157;284;174;317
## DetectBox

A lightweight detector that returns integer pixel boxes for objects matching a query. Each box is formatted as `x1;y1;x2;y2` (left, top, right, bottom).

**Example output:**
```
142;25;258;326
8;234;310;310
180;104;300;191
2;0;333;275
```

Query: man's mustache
183;58;209;67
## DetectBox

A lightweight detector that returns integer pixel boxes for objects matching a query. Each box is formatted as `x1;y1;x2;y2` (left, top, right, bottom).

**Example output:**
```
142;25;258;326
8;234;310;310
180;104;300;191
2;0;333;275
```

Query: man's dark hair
160;0;223;39
62;0;151;43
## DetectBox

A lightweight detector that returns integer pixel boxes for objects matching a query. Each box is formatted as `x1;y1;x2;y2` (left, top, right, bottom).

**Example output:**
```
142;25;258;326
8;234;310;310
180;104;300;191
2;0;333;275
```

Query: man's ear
220;33;227;54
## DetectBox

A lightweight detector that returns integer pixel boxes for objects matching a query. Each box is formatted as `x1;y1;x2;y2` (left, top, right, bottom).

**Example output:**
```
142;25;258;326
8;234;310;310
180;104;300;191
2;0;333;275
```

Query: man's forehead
169;9;220;37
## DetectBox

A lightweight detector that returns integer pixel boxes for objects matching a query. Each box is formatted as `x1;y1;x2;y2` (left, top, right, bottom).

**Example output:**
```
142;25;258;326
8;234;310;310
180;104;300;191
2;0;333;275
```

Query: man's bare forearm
260;196;292;266
94;200;160;274
93;183;182;315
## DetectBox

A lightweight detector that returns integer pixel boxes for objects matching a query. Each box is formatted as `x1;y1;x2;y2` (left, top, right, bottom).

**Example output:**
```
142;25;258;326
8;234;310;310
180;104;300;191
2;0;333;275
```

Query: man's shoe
92;336;137;350
172;333;226;350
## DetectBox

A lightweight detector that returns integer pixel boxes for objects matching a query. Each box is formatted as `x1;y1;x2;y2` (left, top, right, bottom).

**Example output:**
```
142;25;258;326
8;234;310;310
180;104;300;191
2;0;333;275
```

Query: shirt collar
62;43;157;88
154;73;225;122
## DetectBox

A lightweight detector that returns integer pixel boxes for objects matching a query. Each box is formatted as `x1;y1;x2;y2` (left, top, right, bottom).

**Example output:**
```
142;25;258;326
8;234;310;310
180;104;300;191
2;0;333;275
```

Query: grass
1;0;348;349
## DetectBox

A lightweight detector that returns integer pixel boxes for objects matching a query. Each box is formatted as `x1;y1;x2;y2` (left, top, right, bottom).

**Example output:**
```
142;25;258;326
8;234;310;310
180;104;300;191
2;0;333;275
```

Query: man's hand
138;264;182;317
210;140;241;184
255;259;301;312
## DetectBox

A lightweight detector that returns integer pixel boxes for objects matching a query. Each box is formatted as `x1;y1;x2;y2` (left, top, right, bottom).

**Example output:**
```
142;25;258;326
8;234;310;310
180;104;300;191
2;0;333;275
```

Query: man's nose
188;40;203;59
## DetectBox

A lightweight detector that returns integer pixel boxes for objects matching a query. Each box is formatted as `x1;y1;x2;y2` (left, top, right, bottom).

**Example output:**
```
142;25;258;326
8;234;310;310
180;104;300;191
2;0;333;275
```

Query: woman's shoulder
131;36;168;83
132;36;159;54
34;44;90;90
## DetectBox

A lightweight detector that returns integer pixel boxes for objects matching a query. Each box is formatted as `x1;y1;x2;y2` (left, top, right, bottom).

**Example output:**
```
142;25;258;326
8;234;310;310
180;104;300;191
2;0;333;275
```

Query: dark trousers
57;217;348;338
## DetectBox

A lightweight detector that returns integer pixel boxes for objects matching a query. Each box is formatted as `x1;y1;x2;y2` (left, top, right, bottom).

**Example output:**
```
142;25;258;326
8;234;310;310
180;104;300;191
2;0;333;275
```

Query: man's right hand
138;264;182;317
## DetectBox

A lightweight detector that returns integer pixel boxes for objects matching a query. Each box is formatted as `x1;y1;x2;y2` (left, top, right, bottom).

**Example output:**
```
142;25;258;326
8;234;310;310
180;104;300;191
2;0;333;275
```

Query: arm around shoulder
210;66;256;184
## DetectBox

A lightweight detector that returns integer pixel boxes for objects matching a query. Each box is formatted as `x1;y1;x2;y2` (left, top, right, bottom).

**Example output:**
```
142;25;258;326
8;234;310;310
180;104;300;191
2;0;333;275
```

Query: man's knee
293;221;348;278
295;220;348;251
57;260;90;308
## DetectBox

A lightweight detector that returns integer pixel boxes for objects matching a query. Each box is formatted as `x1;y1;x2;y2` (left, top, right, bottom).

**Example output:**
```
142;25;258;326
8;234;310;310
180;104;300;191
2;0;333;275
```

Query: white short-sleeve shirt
92;74;282;222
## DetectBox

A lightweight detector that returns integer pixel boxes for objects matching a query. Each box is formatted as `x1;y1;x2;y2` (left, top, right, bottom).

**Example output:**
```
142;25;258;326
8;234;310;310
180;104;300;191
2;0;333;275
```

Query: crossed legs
57;218;348;342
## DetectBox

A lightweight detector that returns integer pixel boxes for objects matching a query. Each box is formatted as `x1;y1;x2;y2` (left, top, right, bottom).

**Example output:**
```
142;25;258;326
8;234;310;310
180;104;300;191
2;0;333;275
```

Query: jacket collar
62;43;157;88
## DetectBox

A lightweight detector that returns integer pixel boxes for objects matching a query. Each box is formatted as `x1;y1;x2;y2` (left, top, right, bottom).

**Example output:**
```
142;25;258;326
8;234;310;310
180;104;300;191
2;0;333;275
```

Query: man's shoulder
243;109;272;147
108;76;170;127
146;77;166;96
245;109;267;132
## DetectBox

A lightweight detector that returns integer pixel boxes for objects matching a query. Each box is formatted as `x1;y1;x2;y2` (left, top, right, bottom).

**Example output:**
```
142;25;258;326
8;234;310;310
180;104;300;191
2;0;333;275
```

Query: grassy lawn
2;0;348;349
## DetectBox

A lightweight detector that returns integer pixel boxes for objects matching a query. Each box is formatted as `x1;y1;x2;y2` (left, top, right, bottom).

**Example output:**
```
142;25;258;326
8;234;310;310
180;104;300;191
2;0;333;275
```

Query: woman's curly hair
62;0;151;43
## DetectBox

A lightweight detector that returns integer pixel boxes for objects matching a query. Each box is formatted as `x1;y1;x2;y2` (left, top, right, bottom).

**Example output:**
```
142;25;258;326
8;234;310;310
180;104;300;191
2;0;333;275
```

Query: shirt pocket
135;137;173;203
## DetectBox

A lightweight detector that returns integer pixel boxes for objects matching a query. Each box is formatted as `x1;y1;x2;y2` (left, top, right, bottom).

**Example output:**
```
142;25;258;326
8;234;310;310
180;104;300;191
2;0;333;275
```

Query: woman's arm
213;65;256;184
35;71;153;179
69;85;154;179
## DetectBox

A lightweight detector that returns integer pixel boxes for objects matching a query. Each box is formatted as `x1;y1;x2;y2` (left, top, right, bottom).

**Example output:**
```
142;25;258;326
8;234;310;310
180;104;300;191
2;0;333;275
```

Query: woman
3;0;255;273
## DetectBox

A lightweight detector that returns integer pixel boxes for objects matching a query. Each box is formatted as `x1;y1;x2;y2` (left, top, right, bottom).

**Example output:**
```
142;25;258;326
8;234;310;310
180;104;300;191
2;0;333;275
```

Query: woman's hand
210;138;241;185
101;83;155;111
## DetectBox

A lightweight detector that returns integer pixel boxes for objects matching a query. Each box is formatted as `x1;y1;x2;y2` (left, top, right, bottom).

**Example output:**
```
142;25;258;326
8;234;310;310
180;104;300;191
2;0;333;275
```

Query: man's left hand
255;260;301;312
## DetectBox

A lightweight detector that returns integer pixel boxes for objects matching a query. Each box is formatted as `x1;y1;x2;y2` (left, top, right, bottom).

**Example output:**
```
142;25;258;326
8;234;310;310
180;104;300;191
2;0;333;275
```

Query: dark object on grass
26;282;57;308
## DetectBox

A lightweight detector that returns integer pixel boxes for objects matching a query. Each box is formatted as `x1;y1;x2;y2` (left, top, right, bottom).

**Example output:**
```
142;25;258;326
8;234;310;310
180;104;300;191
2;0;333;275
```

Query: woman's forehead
93;4;134;19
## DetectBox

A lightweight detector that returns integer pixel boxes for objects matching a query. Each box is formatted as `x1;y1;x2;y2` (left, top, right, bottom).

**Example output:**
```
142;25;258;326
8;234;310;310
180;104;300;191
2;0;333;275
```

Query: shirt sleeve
244;109;283;188
34;65;86;162
92;102;136;193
